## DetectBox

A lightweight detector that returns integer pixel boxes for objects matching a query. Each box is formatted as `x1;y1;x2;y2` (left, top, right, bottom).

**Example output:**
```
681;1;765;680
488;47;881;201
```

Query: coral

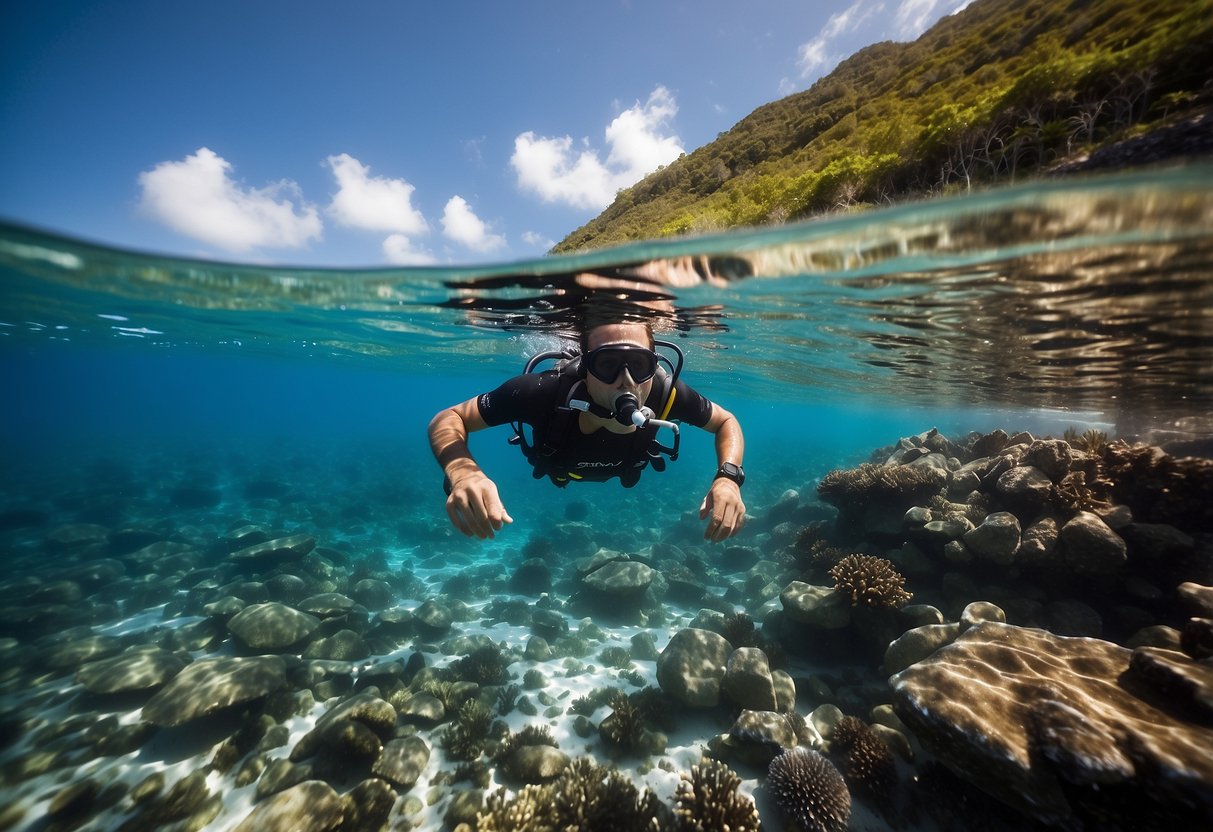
629;686;676;732
1079;429;1108;454
496;684;521;716
522;669;547;690
599;646;634;669
766;747;851;832
598;693;646;752
476;757;667;831
452;645;512;687
1102;442;1213;531
455;699;496;740
829;555;912;609
721;612;759;649
569;687;613;717
889;622;1213;827
453;760;492;789
828;716;898;801
817;463;946;511
441;724;485;762
419;678;457;709
673;757;761;832
492;724;559;768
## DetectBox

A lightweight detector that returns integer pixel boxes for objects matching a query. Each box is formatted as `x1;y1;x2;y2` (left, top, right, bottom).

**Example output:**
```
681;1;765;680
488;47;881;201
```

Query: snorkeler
428;320;746;543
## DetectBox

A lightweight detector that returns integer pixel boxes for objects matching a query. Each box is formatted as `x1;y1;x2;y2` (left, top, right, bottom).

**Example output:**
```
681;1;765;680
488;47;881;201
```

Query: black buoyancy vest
516;361;677;488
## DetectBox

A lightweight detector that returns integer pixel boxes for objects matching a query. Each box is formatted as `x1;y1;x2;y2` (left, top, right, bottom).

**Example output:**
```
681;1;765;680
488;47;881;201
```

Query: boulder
230;534;316;565
76;647;186;694
1059;512;1127;575
233;780;343;832
227;603;320;650
963;512;1021;565
582;560;654;596
142;656;287;727
372;736;430;788
720;647;778;711
779;582;851;629
995;465;1053;508
890;622;1213;827
883;622;960;676
656;628;732;707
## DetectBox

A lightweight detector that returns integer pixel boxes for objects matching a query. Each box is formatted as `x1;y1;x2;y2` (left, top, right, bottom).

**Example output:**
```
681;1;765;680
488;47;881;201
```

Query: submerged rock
1059;511;1127;574
227;602;320;650
582;559;654;596
233;780;343;832
142;656;287;727
372;736;429;788
890;622;1213;827
657;628;732;707
76;646;186;694
720;647;778;711
779;582;851;629
230;534;316;565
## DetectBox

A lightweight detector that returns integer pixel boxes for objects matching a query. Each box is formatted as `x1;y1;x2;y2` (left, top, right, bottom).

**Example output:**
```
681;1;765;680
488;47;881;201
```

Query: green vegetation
555;0;1213;252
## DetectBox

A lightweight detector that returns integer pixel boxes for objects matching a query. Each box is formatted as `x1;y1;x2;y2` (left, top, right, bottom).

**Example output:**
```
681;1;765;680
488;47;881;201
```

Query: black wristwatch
714;462;745;487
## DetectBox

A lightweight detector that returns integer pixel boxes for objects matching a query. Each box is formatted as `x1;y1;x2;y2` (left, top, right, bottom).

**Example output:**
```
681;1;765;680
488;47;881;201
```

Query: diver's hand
446;472;513;539
699;479;746;543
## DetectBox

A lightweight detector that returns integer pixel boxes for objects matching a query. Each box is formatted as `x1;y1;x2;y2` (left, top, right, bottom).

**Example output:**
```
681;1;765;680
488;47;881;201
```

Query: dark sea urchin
767;747;851;832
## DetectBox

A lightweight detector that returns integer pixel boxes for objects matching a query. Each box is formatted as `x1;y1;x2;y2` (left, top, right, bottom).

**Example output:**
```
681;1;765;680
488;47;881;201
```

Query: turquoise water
2;164;1212;830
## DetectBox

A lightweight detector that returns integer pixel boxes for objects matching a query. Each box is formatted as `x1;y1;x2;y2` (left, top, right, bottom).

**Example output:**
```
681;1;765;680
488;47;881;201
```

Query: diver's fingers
446;497;473;537
698;493;712;520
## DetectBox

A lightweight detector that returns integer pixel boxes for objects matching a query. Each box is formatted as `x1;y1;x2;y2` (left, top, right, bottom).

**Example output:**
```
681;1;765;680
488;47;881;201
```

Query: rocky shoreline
1;426;1211;831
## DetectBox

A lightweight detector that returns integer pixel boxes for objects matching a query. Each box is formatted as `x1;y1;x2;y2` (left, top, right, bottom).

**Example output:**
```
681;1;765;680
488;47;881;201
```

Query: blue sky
1;0;969;266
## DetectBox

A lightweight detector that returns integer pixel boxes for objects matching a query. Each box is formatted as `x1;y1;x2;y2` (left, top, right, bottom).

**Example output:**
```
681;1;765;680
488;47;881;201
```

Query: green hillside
554;0;1212;252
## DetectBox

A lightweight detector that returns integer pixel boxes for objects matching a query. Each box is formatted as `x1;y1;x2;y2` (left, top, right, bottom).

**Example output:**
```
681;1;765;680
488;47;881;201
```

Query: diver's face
584;323;655;409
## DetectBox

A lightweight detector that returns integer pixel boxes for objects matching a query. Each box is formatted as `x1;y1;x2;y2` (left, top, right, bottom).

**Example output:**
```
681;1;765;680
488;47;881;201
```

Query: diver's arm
698;403;746;542
428;398;513;539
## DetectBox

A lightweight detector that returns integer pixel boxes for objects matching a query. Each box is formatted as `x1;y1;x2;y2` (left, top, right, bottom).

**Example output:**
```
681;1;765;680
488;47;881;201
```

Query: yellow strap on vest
659;387;676;420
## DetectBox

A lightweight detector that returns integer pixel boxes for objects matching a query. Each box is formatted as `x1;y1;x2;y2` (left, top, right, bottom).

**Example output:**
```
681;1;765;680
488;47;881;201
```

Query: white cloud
511;86;684;211
522;230;555;249
895;0;972;39
326;153;428;235
138;148;322;253
441;196;506;252
382;233;435;265
796;0;884;79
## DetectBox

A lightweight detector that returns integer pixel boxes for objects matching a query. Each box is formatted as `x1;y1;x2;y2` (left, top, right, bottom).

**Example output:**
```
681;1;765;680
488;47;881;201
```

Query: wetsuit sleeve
666;378;714;428
475;372;563;427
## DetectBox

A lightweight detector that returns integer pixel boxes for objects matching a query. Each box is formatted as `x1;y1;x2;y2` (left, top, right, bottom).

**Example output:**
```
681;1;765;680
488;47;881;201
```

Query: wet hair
579;321;656;354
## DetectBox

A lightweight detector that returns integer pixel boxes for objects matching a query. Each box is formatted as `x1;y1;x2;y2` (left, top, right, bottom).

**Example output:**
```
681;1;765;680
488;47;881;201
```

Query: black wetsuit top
476;370;714;484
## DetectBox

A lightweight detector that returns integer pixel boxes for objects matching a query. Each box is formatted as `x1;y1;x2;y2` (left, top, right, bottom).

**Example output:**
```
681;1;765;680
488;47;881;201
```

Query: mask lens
588;346;657;383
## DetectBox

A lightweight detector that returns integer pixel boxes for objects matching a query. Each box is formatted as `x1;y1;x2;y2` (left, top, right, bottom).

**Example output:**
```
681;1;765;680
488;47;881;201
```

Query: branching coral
599;693;647;752
766;747;851;832
828;716;898;802
721;612;759;649
452;645;512;687
476;757;668;831
492;724;559;768
673;757;761;832
496;683;520;716
569;687;614;717
599;646;634;669
829;555;912;609
818;463;946;511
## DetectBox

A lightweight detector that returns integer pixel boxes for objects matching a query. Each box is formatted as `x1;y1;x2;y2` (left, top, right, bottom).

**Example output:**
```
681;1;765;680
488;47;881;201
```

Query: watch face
718;463;744;485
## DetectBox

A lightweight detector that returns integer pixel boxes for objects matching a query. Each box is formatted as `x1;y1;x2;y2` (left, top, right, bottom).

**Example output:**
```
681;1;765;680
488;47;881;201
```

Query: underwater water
1;164;1212;831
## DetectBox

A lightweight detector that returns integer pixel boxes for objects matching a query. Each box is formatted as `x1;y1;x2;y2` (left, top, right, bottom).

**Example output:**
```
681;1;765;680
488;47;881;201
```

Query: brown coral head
766;747;852;832
675;757;761;832
828;716;898;800
829;554;912;609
